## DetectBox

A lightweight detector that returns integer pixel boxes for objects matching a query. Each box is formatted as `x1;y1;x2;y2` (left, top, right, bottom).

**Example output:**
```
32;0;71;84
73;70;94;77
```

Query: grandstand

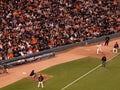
0;0;120;66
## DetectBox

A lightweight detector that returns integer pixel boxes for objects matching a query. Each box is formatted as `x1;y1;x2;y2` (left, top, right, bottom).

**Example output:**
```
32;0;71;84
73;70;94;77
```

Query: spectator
0;54;2;61
0;0;120;60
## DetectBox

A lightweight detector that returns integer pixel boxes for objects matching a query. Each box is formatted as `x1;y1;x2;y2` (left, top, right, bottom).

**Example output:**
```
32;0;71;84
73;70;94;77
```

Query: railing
0;32;120;68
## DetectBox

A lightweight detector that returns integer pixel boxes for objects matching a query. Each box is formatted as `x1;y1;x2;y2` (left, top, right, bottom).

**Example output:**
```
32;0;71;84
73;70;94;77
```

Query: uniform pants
97;48;102;54
113;48;118;53
38;81;44;88
102;61;106;67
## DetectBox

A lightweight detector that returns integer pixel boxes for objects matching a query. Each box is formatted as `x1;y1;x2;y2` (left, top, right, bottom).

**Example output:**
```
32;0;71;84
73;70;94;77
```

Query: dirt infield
0;38;120;88
27;73;53;81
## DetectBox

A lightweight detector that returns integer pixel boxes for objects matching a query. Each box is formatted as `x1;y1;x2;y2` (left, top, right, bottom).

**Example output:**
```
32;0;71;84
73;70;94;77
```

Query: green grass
65;54;120;90
1;54;120;90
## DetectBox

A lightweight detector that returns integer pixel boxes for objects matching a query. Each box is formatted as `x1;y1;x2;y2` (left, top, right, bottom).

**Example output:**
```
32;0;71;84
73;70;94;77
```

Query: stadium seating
0;0;120;60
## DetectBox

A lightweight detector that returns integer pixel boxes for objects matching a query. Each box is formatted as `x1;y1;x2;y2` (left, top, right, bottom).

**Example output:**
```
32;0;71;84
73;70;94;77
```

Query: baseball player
113;42;119;53
96;43;103;54
38;74;44;88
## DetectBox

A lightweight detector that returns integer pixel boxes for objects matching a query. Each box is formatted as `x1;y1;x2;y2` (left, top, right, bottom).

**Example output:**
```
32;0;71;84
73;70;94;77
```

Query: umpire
104;36;110;46
101;55;107;67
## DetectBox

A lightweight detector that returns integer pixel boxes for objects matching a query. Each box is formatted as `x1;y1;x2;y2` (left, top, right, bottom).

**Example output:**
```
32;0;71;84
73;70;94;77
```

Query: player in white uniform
96;43;102;54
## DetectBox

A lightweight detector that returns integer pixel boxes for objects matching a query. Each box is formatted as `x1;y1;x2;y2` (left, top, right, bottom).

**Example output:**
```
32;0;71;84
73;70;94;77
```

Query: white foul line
61;53;120;90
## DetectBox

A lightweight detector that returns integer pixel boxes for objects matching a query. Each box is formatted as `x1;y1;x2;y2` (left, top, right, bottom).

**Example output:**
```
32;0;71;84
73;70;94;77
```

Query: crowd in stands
0;0;120;60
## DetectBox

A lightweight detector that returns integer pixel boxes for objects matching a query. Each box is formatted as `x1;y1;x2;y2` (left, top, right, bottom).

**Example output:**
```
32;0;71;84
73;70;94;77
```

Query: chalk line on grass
61;53;120;90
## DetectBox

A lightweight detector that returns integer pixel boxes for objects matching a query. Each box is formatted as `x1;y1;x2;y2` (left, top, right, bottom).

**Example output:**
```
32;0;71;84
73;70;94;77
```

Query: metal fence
0;32;120;67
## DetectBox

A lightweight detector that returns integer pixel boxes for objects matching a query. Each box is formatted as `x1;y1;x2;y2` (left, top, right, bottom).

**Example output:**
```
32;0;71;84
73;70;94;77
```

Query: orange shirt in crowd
79;19;83;23
9;53;14;59
75;3;81;10
3;31;8;36
0;41;2;45
64;29;67;34
49;38;55;45
31;37;37;44
89;29;93;34
32;46;39;53
29;6;33;11
113;0;117;5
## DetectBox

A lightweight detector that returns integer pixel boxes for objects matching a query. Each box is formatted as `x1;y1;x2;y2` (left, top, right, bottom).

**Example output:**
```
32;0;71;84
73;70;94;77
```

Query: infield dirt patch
27;73;53;81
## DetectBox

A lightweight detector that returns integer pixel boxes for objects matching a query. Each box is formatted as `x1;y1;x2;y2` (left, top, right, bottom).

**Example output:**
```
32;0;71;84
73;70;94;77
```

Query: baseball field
1;53;120;90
